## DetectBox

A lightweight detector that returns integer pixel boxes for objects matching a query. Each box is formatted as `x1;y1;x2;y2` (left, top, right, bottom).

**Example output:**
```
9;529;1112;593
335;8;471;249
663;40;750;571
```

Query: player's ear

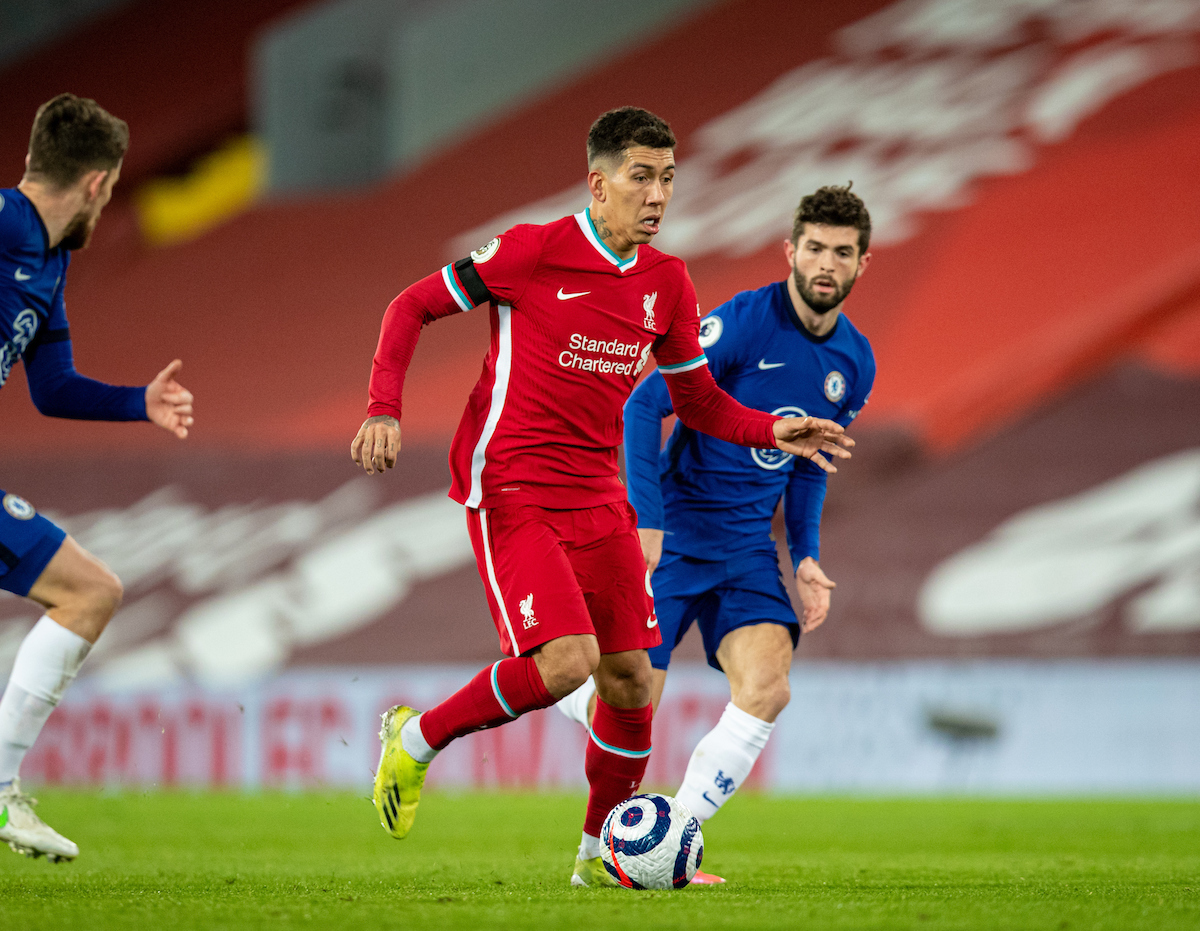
587;167;607;203
856;250;872;277
83;169;108;202
783;238;796;266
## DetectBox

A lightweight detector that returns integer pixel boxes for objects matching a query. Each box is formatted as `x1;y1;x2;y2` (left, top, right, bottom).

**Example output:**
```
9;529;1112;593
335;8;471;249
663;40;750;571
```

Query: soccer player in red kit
351;107;852;886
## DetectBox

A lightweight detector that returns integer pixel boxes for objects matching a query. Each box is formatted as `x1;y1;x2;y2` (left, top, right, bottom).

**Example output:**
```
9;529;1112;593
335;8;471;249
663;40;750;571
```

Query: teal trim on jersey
441;264;472;312
575;209;638;272
491;661;517;718
658;354;708;374
587;728;652;759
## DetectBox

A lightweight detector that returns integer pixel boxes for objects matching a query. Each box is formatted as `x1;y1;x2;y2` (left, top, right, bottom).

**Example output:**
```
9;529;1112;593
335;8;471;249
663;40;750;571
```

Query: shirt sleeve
697;298;753;386
22;283;147;421
461;225;542;308
783;461;828;568
0;191;24;249
367;224;543;421
367;270;472;421
622;369;675;530
653;264;779;448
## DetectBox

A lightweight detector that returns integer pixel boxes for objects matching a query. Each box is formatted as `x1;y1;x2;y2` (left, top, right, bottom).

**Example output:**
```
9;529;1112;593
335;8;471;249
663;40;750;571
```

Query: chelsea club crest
824;370;846;403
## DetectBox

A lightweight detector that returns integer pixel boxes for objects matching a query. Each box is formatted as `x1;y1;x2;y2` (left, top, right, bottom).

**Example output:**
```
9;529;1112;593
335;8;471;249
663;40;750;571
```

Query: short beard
794;265;855;314
60;209;95;250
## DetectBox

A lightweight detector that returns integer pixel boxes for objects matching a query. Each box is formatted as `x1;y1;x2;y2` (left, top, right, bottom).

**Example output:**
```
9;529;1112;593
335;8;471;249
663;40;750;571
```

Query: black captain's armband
454;256;494;307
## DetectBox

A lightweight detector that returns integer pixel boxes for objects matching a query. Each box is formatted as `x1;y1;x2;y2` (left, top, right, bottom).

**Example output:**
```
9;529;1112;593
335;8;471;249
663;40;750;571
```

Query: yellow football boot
373;705;429;839
571;855;619;887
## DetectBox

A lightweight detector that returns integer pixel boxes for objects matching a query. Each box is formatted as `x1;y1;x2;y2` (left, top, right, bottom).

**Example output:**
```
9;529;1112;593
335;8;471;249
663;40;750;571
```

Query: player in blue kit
0;94;194;861
557;185;875;882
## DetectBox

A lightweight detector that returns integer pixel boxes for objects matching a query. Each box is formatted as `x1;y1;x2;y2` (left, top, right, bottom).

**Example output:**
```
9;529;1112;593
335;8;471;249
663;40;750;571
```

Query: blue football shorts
647;549;799;672
0;489;67;597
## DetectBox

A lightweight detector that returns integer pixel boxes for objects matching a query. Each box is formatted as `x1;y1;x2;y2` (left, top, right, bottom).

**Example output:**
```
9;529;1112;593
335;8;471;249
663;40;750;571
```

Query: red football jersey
443;211;707;509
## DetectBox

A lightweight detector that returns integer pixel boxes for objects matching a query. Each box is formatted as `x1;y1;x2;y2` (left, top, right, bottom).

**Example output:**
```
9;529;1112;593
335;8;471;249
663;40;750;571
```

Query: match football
2;0;1198;929
600;794;704;889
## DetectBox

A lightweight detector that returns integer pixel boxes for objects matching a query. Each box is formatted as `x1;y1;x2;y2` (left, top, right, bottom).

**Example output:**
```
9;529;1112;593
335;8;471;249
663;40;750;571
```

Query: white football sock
400;713;438;764
555;676;595;728
0;615;92;783
579;831;601;860
675;701;775;824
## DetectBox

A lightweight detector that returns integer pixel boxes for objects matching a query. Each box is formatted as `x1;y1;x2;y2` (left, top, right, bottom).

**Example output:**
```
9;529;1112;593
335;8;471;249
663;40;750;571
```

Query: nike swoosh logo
557;288;590;300
758;359;785;370
647;615;658;628
14;269;31;281
702;792;717;807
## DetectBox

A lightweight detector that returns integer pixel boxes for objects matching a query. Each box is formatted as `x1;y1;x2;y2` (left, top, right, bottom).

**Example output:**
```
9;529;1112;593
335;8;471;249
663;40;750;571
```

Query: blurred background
0;0;1197;793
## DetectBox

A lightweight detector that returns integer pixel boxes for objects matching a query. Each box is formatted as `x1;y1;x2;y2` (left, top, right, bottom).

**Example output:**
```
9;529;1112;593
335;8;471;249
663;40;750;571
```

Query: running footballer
352;107;853;886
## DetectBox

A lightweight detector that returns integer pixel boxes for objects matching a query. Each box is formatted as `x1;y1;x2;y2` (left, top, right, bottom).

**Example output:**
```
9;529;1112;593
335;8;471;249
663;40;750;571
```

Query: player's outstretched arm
773;417;853;474
145;359;194;439
355;271;476;476
351;415;400;475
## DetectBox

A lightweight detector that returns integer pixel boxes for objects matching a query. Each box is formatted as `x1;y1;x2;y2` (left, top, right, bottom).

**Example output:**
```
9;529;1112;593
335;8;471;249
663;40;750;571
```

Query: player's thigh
570;503;658;656
0;489;70;599
701;555;798;675
466;505;595;657
26;535;123;614
714;622;796;697
645;552;716;672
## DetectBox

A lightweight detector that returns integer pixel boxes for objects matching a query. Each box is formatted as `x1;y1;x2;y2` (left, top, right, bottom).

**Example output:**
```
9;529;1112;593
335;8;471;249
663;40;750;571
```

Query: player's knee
741;675;790;720
536;637;599;698
542;657;594;698
84;565;124;626
596;652;652;707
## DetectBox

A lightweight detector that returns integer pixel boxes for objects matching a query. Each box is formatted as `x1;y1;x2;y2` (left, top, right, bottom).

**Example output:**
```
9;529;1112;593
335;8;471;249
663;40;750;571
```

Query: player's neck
786;274;840;337
586;204;638;260
17;179;81;250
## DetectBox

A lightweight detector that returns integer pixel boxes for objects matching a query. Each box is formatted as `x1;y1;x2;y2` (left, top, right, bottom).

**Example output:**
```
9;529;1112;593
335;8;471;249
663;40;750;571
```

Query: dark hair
27;94;129;188
587;107;676;168
792;183;871;254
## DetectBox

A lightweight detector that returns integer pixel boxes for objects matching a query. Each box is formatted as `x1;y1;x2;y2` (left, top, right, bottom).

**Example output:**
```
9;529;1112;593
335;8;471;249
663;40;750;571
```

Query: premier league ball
600;794;704;889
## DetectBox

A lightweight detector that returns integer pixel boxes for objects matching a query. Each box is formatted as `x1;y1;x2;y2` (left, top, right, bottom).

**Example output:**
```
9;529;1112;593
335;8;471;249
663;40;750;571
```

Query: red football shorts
466;501;661;658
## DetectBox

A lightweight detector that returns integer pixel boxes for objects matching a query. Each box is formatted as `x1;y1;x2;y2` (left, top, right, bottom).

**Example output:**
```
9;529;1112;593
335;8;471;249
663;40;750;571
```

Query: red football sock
583;698;653;837
419;656;555;751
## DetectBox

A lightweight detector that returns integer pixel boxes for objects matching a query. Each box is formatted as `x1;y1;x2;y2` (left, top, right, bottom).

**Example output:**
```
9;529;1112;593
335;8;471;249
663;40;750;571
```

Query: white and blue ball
600;794;703;889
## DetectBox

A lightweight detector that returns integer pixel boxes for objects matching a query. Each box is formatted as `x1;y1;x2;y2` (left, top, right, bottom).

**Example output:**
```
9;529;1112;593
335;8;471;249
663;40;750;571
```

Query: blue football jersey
624;280;875;569
0;187;144;419
0;188;70;389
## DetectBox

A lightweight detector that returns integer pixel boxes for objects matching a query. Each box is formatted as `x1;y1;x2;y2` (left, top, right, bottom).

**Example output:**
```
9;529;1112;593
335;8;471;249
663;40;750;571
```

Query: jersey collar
574;209;638;272
778;280;839;344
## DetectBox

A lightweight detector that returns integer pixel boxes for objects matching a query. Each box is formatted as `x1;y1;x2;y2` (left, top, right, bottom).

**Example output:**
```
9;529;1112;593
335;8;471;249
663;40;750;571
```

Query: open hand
145;359;194;439
352;415;401;474
796;557;835;632
772;416;853;473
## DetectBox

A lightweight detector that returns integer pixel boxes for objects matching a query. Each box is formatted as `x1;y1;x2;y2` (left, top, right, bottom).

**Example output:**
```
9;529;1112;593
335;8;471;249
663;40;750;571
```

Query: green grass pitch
0;790;1196;930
